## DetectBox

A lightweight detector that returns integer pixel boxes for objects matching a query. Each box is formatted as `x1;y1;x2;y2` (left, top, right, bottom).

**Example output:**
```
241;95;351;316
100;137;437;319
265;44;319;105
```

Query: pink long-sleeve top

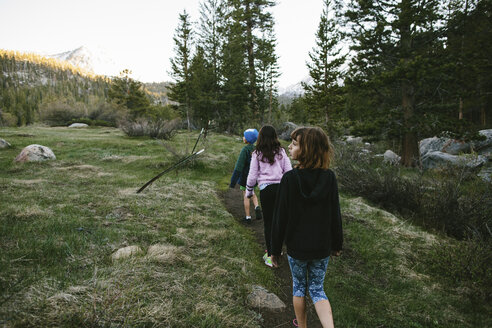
246;148;292;197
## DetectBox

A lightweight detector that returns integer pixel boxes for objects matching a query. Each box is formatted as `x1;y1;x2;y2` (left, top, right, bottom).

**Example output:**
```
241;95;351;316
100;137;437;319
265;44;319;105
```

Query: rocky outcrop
421;151;487;170
420;129;492;157
278;122;298;141
15;144;56;162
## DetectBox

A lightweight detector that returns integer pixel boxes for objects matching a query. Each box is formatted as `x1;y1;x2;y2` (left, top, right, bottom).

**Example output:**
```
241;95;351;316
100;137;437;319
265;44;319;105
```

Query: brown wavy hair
255;125;281;164
290;127;334;169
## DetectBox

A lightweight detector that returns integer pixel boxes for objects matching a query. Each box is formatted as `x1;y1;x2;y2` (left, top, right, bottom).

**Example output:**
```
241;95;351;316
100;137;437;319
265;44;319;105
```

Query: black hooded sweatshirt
271;168;343;260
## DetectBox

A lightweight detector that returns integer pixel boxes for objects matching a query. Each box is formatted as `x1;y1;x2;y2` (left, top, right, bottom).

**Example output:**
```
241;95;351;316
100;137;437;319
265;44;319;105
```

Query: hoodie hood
294;168;332;202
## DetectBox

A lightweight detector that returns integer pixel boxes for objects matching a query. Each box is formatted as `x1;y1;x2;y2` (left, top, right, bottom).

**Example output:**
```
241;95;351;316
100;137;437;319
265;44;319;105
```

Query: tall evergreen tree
445;0;491;128
303;0;346;128
256;28;280;123
189;47;215;127
221;17;249;132
228;0;276;121
169;10;194;129
345;0;444;166
198;0;228;127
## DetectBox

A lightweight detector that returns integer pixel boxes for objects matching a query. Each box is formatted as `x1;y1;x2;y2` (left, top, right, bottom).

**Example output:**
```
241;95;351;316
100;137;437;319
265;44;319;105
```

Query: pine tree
445;0;491;128
303;0;346;129
189;47;215;127
256;28;280;123
227;0;276;121
221;17;249;132
345;0;444;166
108;69;150;118
169;10;194;129
198;0;228;127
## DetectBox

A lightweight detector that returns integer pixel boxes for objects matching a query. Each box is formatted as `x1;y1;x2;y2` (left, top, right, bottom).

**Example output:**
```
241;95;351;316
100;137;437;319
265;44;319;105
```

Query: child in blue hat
230;128;263;223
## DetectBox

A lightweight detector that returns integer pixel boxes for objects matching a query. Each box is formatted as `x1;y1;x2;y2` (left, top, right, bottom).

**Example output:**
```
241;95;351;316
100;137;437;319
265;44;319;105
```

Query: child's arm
330;172;343;252
229;170;241;188
271;175;289;256
245;152;259;198
229;148;247;188
281;148;293;173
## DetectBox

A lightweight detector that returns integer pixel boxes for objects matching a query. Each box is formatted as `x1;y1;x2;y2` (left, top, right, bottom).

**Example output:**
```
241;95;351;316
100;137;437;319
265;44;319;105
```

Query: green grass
1;126;490;327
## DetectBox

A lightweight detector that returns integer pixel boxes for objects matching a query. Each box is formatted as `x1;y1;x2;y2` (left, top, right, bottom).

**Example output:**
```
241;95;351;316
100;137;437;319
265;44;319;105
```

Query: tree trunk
401;79;419;167
481;105;486;126
459;97;463;120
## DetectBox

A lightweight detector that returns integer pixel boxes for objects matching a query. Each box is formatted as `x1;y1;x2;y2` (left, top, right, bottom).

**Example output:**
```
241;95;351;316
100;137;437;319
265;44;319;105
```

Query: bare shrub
119;118;180;140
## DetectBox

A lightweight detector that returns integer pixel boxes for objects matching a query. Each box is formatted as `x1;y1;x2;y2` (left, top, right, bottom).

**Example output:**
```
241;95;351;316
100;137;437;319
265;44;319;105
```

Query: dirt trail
220;187;323;328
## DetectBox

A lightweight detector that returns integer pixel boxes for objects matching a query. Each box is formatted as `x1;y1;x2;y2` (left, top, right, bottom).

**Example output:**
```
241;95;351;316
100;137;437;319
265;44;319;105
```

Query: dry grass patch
146;244;188;264
101;154;155;163
11;178;46;184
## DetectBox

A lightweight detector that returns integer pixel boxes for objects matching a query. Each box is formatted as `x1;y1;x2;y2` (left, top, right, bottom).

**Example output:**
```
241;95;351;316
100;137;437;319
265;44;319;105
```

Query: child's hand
331;250;342;257
229;170;241;188
246;186;254;198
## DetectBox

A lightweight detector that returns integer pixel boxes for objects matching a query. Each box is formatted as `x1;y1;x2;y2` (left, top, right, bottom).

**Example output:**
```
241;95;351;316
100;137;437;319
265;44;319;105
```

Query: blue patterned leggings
287;255;330;304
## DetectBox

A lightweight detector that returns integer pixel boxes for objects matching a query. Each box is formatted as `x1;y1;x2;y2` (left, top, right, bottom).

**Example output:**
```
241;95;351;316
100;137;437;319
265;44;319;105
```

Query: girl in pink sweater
246;125;292;267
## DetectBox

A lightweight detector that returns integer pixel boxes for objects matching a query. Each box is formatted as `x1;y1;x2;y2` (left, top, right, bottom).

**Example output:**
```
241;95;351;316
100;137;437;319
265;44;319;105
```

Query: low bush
88;102;127;127
39;100;86;126
119;118;180;139
334;142;492;241
0;109;17;127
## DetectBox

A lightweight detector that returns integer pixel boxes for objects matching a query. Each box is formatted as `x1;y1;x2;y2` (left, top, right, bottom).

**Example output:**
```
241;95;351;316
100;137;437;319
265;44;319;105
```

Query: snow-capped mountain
279;76;312;98
47;45;122;77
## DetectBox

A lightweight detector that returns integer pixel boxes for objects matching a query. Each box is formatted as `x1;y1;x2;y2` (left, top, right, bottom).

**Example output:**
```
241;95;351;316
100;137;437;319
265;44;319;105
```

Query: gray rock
278;122;298;141
68;123;89;128
247;285;285;311
15;144;56;162
474;129;492;154
441;139;471;155
345;136;363;144
419;137;448;157
478;166;492;183
0;138;11;149
420;136;473;156
422;151;487;170
383;150;401;165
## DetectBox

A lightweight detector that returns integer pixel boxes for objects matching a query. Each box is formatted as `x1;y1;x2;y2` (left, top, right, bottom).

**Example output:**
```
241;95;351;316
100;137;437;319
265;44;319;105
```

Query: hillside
0;49;110;126
0;127;490;327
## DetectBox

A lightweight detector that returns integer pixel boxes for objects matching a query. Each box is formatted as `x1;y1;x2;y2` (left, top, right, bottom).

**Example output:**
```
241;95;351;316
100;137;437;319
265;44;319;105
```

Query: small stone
247;285;286;311
0;138;11;149
69;123;89;128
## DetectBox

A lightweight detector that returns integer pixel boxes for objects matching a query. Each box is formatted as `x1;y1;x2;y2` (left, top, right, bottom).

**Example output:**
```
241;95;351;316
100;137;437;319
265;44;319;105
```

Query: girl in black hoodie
271;127;343;328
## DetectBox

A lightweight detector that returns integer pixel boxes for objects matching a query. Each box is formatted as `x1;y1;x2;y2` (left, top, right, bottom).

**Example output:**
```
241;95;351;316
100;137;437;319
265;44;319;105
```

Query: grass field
0;126;490;327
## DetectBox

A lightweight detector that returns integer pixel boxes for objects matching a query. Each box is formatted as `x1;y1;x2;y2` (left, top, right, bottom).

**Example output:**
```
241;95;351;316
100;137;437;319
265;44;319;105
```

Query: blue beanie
244;128;258;144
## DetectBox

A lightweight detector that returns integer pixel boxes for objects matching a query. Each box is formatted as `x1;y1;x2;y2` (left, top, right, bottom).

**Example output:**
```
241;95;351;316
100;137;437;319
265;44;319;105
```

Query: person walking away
246;125;292;267
271;127;343;328
230;128;262;223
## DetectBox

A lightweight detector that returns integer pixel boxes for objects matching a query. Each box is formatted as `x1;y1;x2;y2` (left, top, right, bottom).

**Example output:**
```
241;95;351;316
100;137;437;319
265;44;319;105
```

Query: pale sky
0;0;324;88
